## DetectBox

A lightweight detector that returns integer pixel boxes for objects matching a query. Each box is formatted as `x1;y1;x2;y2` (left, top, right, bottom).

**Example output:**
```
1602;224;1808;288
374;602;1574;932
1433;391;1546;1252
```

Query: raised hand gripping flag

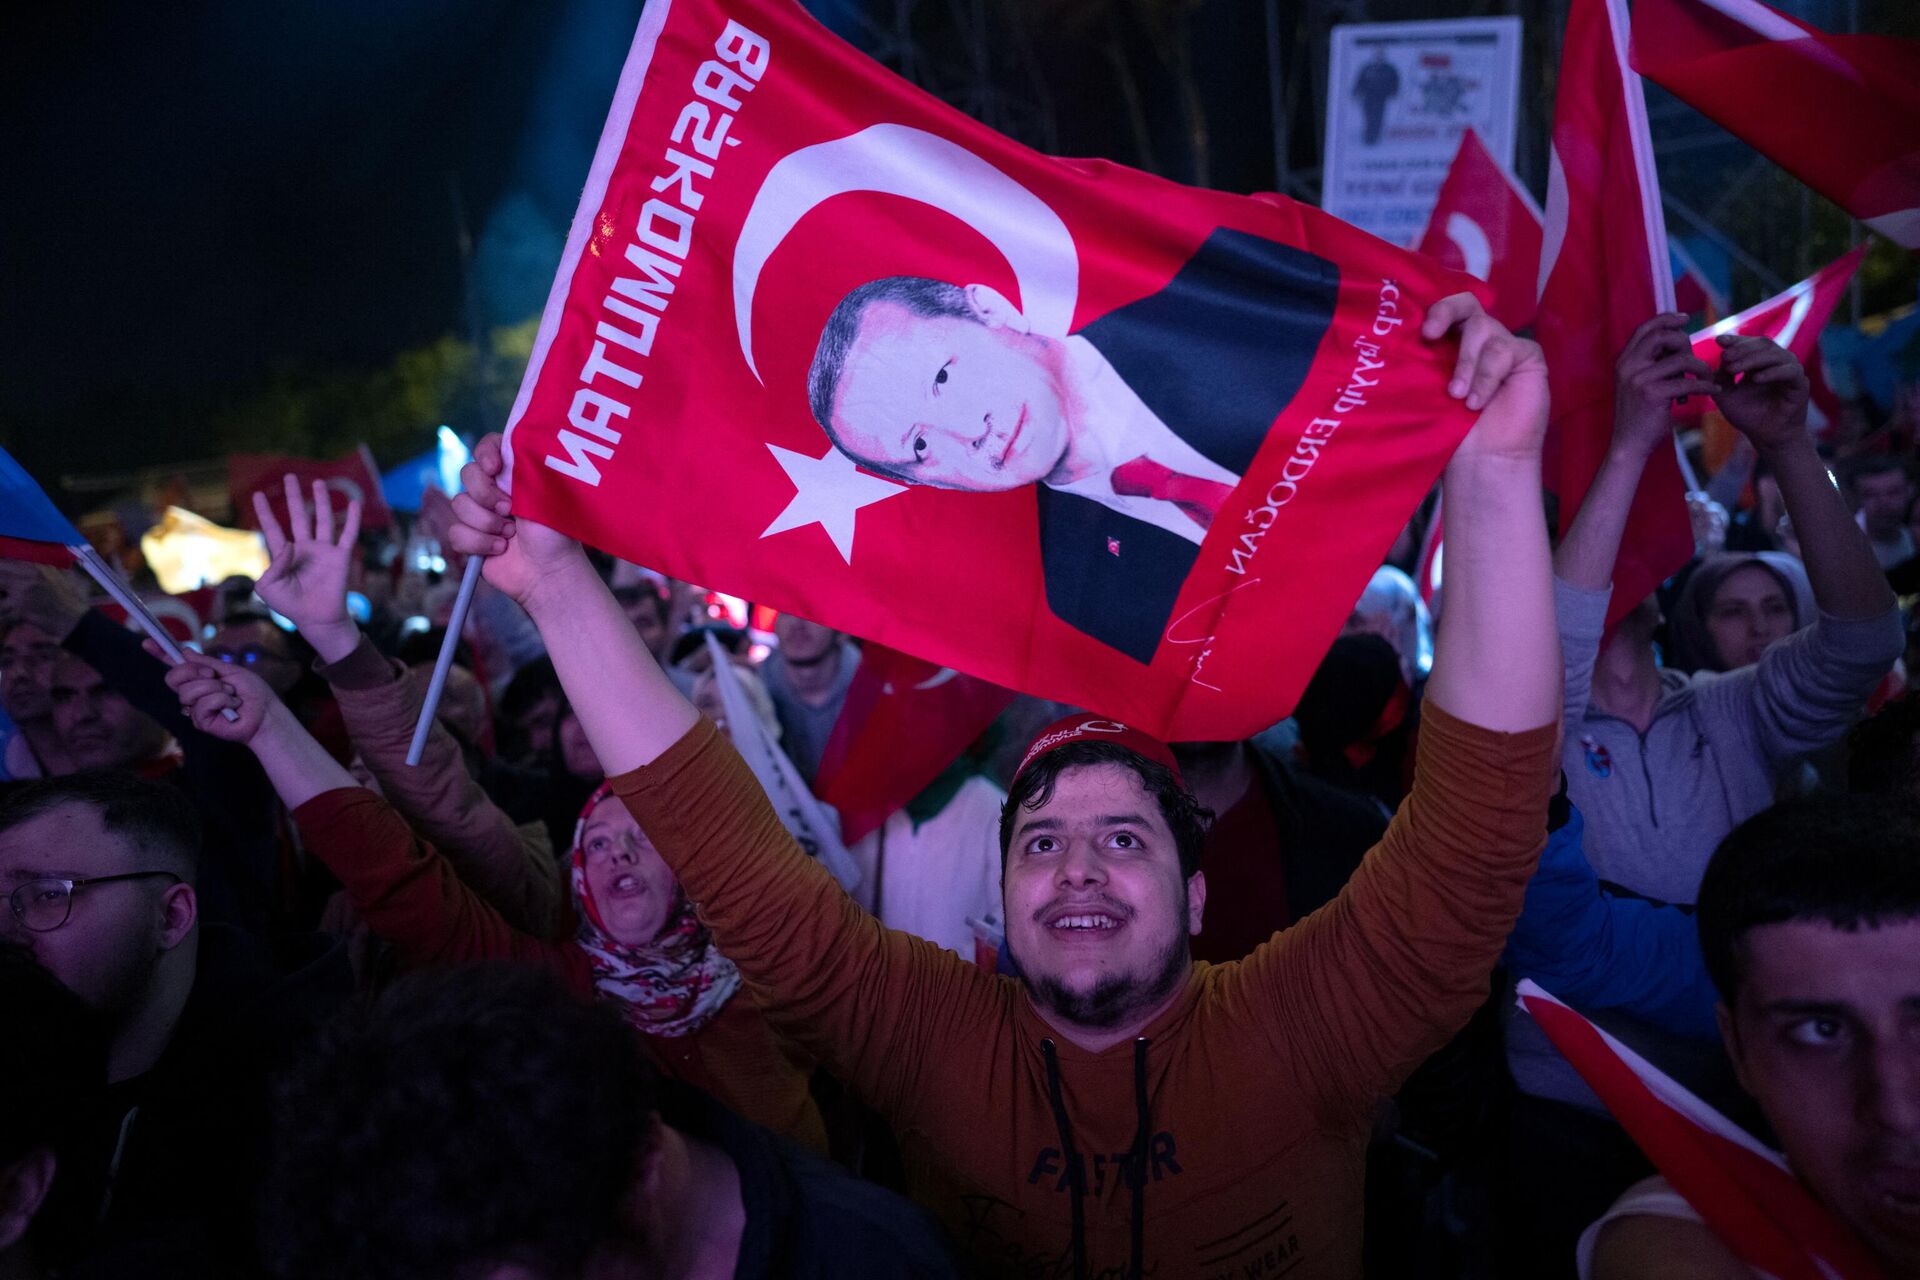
1538;0;1693;629
1671;247;1868;425
1630;0;1920;249
1518;982;1886;1280
1416;128;1544;332
499;0;1488;740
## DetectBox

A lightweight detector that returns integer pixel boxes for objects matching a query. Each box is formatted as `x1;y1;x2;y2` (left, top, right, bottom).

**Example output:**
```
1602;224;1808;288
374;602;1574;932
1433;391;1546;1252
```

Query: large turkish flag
1631;0;1920;249
499;0;1487;739
1538;0;1693;629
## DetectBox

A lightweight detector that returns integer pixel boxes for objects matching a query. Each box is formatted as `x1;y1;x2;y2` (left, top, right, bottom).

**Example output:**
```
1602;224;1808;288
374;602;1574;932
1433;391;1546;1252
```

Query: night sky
2;0;643;481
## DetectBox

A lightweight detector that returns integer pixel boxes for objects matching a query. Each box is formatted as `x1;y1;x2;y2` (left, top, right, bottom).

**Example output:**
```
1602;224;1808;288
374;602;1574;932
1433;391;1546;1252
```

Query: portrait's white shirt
1046;335;1243;548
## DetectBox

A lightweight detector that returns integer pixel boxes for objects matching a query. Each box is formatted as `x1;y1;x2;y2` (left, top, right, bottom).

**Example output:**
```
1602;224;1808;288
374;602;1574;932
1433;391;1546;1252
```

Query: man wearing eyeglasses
0;771;348;1275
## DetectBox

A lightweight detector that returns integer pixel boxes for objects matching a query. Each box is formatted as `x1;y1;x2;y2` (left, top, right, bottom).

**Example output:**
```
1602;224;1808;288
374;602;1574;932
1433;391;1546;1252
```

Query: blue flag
0;444;84;562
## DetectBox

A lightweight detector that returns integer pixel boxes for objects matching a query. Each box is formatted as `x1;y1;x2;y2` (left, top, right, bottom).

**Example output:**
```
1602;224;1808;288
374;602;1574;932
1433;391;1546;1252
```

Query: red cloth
1671;247;1867;425
1189;778;1287;964
1416;128;1543;332
1108;455;1235;531
815;642;1012;845
1520;982;1887;1280
1630;0;1920;248
1538;0;1693;628
229;447;393;531
498;0;1491;740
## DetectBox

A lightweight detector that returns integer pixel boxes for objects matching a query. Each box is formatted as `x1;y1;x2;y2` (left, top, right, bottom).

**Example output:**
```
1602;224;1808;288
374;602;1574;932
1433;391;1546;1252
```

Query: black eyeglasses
7;872;183;933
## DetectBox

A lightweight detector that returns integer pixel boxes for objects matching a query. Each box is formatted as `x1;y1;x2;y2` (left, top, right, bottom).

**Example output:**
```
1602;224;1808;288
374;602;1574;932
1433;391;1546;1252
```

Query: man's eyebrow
3;868;82;882
1016;817;1061;833
1098;813;1155;828
1760;999;1855;1018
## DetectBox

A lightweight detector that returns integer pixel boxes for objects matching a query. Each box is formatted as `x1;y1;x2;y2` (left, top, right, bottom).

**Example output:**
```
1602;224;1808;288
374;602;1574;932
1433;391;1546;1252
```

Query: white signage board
1322;18;1523;248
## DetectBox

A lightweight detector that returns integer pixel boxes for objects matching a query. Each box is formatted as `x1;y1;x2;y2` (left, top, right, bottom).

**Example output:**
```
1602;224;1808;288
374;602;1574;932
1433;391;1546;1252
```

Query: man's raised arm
445;441;998;1114
1236;296;1564;1107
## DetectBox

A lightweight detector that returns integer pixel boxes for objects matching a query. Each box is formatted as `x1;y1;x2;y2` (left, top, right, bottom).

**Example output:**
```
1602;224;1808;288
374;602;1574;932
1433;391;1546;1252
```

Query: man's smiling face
827;298;1070;492
1001;761;1203;1033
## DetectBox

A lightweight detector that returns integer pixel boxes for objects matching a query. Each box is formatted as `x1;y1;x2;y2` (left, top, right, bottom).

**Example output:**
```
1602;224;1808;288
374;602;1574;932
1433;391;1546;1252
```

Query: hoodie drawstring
1041;1038;1088;1280
1040;1037;1154;1280
1130;1036;1150;1279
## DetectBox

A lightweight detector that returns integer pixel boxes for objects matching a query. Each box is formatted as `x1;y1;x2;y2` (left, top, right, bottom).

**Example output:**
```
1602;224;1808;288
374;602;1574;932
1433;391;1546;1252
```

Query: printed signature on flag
1166;278;1409;693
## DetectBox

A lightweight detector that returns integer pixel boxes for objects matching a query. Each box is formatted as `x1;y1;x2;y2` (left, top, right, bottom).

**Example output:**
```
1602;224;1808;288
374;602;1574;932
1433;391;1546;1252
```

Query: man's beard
1018;922;1190;1031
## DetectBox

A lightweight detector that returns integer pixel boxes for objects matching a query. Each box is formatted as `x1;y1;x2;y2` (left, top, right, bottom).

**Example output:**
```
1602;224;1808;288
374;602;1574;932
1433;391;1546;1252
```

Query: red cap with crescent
1012;714;1184;789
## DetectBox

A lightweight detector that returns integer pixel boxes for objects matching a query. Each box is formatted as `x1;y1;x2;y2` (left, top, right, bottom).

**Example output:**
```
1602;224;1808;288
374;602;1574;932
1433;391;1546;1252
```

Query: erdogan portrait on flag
739;127;1340;662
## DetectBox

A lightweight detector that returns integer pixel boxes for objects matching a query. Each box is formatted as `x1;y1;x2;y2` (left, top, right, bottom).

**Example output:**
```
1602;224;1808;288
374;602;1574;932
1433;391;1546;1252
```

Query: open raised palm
251;475;360;640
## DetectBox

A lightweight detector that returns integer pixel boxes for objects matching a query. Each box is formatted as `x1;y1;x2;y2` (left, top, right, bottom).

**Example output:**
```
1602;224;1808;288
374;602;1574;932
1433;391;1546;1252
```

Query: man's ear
157;882;197;950
964;284;1029;334
0;1148;56;1254
1186;870;1207;936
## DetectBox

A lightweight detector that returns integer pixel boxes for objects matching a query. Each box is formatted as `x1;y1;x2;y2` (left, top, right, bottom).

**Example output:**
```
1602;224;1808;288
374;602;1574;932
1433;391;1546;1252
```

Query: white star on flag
760;444;907;563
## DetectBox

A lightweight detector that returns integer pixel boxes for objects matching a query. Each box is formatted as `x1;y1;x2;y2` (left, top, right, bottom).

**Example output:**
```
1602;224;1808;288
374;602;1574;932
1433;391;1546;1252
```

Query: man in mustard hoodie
365;292;1559;1279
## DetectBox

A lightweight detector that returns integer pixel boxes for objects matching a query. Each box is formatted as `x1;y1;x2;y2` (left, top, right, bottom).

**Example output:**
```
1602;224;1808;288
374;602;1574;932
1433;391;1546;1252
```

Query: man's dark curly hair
261;965;660;1280
998;741;1214;880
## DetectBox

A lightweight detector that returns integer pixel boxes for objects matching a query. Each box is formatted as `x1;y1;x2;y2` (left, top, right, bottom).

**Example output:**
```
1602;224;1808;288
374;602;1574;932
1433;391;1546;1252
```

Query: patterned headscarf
569;784;740;1037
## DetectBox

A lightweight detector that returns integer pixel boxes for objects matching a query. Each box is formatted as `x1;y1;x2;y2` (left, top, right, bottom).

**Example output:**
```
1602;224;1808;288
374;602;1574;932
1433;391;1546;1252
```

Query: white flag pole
703;632;863;892
69;543;239;723
405;554;483;767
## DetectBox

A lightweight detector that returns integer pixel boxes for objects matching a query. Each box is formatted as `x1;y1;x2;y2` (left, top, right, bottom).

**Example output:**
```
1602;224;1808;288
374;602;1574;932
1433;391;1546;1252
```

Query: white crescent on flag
732;122;1080;380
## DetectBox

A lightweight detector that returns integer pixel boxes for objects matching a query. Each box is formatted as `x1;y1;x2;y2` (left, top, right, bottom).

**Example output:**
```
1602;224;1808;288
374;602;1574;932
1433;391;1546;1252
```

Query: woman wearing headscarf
1666;551;1812;674
157;644;828;1153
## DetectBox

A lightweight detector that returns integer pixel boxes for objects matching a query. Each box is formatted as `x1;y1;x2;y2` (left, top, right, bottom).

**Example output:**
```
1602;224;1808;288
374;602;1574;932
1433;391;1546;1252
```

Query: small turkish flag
499;0;1489;739
1416;129;1544;332
1631;0;1920;249
1670;247;1867;425
1538;0;1693;628
1519;982;1886;1280
815;644;1014;844
230;447;393;532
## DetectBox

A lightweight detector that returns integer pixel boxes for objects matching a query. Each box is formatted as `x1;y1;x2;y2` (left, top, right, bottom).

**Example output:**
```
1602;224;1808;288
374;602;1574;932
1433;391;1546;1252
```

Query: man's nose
1863;1044;1920;1137
1055;844;1107;888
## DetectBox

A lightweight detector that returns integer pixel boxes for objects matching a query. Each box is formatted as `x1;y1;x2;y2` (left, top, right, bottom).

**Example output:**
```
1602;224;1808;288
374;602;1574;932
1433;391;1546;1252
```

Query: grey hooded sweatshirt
1508;574;1903;1111
1559;575;1903;904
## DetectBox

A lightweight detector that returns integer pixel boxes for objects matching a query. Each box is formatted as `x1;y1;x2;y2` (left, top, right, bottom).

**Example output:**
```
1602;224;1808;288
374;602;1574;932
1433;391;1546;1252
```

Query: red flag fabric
1630;0;1920;249
1538;0;1693;628
228;447;393;533
1518;982;1886;1280
95;587;216;645
1671;247;1868;424
1416;129;1544;332
496;0;1490;740
815;644;1014;844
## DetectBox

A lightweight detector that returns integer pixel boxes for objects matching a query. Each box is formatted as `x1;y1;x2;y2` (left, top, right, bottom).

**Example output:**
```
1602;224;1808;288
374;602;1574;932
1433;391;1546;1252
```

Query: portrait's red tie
1108;455;1235;531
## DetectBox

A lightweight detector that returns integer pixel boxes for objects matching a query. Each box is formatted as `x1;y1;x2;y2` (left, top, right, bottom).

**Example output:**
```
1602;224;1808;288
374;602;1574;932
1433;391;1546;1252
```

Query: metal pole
405;554;483;766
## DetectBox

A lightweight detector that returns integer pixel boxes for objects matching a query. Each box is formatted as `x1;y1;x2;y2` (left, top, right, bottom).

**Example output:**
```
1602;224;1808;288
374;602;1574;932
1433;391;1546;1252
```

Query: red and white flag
816;644;1013;844
495;0;1490;740
1416;129;1544;332
1630;0;1920;249
1518;982;1885;1280
230;447;393;532
1538;0;1693;628
1672;246;1868;424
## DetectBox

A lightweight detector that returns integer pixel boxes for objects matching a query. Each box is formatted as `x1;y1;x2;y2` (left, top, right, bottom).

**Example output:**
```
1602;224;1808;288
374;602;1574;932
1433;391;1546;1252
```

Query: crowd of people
2;293;1918;1280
